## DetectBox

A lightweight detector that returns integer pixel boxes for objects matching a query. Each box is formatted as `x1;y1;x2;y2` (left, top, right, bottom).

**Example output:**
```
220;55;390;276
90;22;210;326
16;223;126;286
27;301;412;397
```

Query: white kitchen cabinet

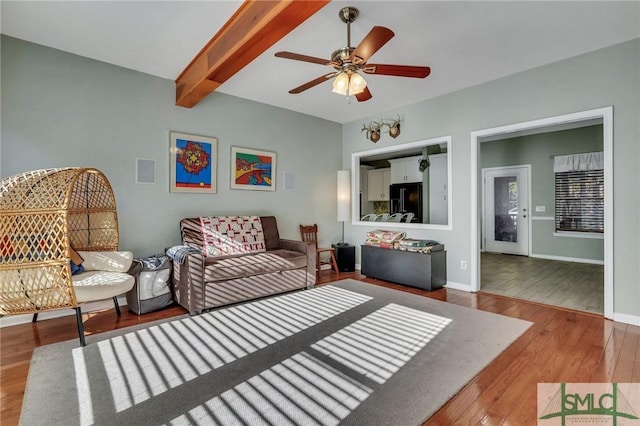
367;168;391;201
428;153;448;225
389;156;424;183
359;165;374;214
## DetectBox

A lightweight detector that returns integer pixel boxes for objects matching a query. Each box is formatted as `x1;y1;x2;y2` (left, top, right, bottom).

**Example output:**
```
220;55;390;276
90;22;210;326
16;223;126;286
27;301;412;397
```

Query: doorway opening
480;253;604;313
470;107;613;318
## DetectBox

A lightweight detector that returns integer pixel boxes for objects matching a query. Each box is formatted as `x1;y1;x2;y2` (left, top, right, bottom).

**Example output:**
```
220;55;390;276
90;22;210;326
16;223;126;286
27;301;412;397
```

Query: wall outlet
460;260;468;270
535;205;546;212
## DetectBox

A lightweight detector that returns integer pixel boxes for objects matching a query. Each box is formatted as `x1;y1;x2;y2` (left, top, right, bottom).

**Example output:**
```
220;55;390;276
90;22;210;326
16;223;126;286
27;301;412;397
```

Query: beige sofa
171;215;316;314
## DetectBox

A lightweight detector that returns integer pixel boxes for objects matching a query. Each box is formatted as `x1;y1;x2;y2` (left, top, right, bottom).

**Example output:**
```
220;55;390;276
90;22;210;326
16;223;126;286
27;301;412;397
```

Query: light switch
535;206;546;212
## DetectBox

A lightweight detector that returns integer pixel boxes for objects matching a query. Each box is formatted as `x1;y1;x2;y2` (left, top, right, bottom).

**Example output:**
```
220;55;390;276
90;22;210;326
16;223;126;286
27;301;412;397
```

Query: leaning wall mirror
351;136;452;229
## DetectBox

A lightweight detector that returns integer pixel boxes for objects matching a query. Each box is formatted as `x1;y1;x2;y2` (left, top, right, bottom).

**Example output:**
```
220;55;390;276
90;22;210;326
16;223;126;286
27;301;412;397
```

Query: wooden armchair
299;224;339;277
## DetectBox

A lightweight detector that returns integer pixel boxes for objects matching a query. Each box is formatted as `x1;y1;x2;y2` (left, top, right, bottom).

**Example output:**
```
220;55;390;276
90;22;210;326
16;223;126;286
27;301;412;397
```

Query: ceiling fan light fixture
331;71;350;95
348;71;367;94
276;5;430;102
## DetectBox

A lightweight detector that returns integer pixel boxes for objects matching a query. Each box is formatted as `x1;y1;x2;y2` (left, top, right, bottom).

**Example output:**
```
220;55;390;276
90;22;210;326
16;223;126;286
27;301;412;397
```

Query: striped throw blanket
166;245;199;264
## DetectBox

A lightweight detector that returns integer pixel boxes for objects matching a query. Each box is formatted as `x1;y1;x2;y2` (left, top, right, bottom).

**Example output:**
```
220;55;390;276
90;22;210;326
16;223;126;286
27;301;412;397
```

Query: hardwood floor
481;252;604;314
1;271;638;425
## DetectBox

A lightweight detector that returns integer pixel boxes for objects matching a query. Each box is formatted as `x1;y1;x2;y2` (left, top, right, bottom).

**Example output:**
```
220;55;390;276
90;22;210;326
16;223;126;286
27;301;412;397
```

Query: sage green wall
2;35;639;321
1;36;343;256
481;125;604;262
342;39;640;320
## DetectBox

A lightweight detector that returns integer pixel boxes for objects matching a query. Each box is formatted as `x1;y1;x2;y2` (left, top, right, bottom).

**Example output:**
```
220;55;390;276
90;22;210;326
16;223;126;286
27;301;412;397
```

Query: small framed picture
169;131;217;193
230;146;276;191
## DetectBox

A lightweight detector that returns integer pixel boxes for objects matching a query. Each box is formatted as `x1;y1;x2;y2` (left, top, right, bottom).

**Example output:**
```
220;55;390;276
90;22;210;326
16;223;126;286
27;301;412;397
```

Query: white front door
483;166;530;256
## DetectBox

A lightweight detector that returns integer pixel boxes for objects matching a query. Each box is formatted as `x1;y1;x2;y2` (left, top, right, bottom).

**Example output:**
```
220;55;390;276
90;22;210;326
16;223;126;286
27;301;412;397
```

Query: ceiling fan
275;6;431;102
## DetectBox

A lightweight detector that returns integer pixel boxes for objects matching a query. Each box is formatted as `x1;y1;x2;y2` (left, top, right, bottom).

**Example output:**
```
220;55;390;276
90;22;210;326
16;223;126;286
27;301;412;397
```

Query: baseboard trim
613;312;640;326
0;296;128;328
444;281;472;292
529;253;604;265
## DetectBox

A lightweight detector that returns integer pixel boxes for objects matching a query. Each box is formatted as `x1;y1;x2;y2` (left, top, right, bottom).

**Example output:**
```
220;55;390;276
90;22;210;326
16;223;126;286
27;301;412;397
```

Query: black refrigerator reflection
390;183;422;223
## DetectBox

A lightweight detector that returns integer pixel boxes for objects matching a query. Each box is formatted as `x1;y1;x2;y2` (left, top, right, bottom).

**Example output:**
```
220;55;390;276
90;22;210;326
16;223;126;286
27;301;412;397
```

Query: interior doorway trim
470;106;613;319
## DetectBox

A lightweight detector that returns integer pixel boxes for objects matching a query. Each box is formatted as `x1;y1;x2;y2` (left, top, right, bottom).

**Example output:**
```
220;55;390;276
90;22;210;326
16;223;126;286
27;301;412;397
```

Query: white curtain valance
554;151;604;173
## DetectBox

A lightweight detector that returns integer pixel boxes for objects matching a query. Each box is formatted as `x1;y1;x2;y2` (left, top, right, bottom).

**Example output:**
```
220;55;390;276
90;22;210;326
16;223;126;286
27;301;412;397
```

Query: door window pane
494;176;518;242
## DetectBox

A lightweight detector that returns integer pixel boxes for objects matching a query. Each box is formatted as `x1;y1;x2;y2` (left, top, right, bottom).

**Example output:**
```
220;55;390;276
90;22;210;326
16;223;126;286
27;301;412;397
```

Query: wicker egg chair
0;167;131;345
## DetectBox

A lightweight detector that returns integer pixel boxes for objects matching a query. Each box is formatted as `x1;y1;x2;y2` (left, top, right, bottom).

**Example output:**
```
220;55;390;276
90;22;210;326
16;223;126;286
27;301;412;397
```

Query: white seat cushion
72;271;134;303
77;251;133;273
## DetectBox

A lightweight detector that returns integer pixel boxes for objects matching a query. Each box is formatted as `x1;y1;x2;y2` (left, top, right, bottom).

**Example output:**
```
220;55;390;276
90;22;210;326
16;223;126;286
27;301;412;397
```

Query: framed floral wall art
170;131;217;193
230;147;276;191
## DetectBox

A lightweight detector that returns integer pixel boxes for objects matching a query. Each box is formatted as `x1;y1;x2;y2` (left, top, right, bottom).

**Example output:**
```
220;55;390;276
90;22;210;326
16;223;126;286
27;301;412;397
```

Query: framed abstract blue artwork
170;131;217;193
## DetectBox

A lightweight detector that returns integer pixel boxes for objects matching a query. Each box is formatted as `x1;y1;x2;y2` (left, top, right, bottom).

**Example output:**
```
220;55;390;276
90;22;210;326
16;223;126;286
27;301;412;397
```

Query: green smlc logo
539;383;639;425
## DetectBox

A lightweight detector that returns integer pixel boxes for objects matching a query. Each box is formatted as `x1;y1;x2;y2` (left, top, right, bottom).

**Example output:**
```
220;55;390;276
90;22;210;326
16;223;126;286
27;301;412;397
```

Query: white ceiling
2;1;639;124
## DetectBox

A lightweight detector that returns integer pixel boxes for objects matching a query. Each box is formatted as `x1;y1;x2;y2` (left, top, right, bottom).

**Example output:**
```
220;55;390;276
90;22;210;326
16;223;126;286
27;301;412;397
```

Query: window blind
555;170;604;233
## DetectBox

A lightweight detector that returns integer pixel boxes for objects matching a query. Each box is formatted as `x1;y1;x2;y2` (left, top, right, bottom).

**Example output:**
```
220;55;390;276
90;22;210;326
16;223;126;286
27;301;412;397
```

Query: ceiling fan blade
355;86;372;102
275;51;332;66
363;64;431;78
289;72;337;94
350;26;394;64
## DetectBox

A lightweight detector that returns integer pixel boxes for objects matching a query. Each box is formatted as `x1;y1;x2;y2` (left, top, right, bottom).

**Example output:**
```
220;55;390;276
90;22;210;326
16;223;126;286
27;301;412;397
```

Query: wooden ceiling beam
175;0;330;108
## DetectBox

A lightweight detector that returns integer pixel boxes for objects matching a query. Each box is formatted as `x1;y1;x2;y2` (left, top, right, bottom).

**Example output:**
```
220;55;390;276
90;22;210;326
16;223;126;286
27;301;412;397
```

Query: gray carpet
21;279;531;426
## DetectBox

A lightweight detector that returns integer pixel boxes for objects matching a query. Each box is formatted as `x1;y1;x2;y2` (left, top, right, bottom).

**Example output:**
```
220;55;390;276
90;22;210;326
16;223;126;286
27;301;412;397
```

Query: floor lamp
337;170;351;245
